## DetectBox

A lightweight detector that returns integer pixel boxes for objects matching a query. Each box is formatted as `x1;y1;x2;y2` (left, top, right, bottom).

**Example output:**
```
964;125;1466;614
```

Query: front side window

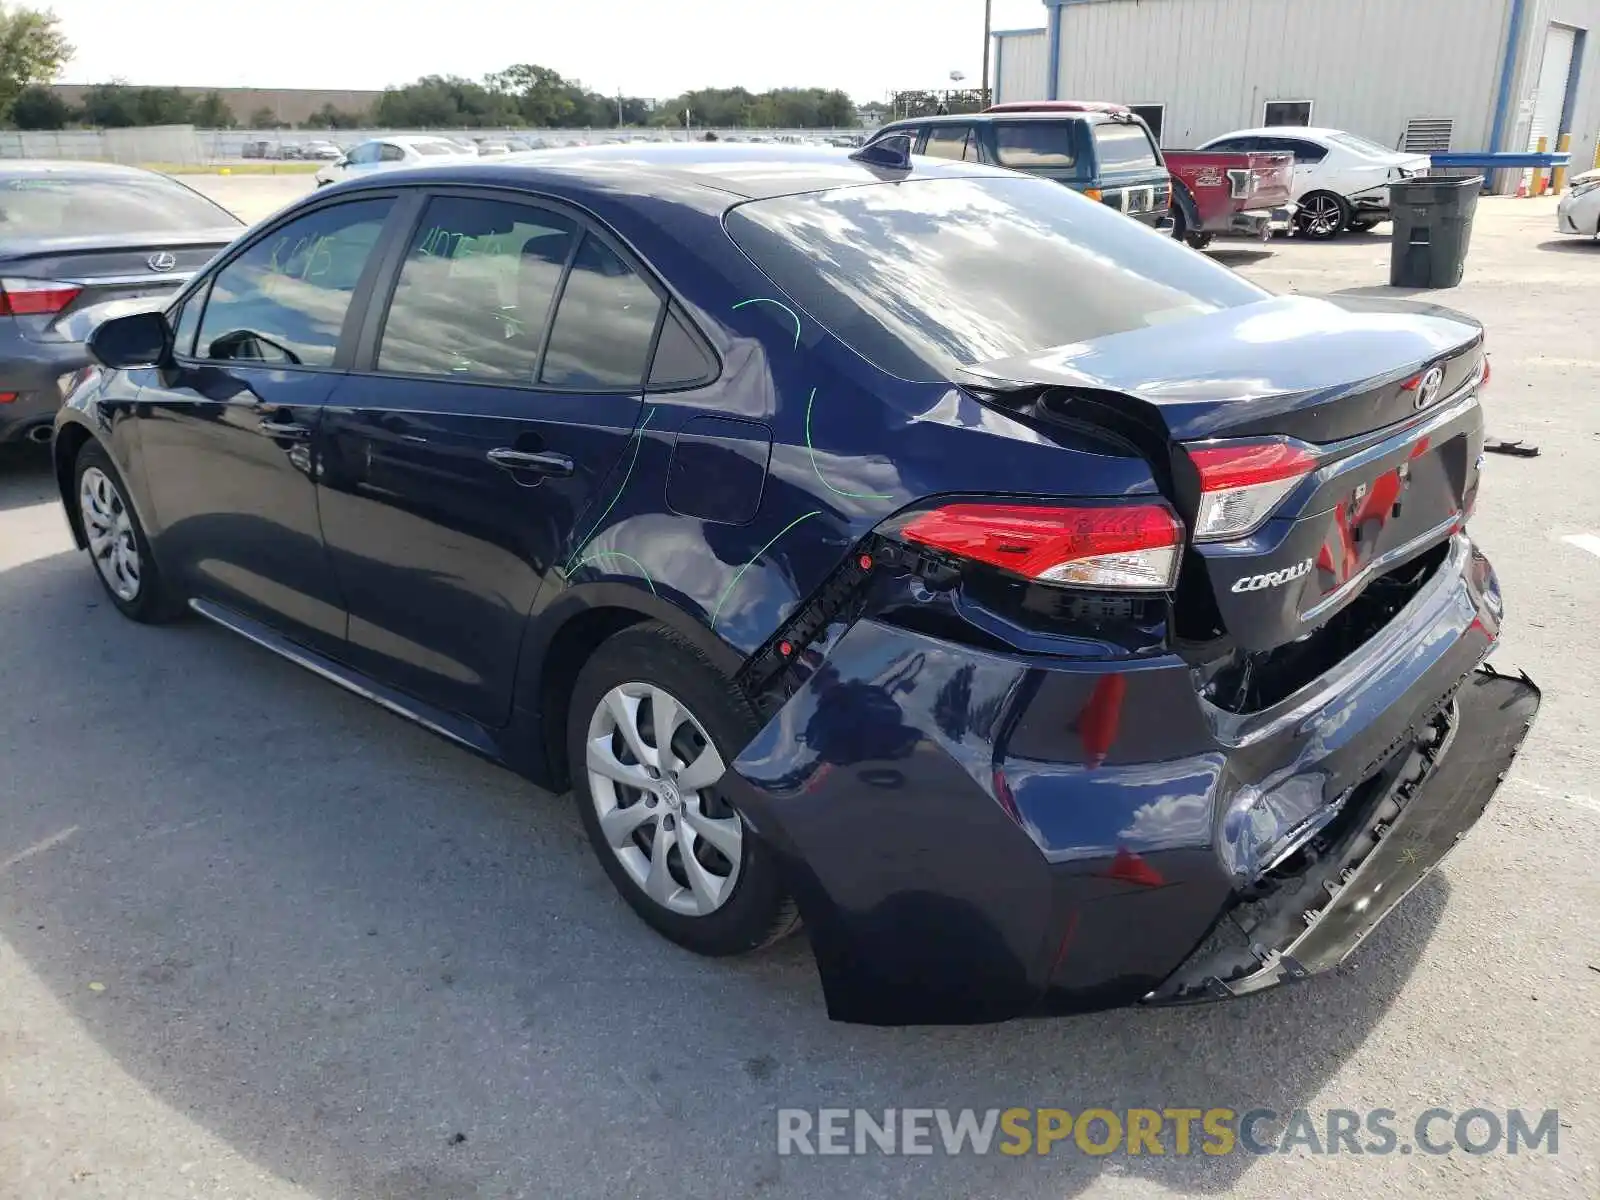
540;234;663;390
922;125;973;161
347;142;379;165
170;286;206;357
993;121;1082;171
376;195;577;383
1092;121;1161;171
726;175;1267;383
196;198;393;367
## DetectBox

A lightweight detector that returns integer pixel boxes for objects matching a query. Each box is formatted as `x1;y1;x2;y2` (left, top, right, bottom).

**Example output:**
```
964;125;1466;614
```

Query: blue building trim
1042;0;1093;102
1489;0;1528;152
1046;5;1063;100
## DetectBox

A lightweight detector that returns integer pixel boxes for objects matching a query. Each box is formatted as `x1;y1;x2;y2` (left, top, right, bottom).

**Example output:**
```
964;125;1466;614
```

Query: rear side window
196;198;392;367
379;144;405;162
725;175;1266;383
0;173;238;238
993;121;1082;170
648;306;717;389
376;195;576;383
1092;122;1160;170
922;126;974;161
540;235;663;390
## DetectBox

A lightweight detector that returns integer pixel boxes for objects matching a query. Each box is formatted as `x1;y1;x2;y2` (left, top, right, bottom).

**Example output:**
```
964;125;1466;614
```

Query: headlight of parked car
1571;177;1600;198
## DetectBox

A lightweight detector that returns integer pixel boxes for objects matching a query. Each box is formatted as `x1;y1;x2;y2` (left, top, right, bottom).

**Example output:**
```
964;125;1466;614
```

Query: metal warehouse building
993;0;1599;189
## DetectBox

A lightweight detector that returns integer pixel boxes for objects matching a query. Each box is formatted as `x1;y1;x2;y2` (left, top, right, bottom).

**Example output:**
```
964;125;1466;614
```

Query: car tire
1169;202;1214;250
1349;218;1379;233
1296;191;1352;240
74;440;182;624
568;622;799;957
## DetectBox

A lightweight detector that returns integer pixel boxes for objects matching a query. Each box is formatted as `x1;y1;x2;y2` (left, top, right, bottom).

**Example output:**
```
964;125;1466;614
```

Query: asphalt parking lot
1;176;1597;1200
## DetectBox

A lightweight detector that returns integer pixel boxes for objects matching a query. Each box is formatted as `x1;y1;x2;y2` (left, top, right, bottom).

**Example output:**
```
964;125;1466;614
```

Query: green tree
191;90;234;128
311;102;364;129
247;105;281;129
9;80;69;128
0;3;72;124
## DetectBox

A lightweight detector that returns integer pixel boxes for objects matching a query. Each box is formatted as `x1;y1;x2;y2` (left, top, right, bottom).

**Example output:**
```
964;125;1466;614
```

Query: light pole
981;0;993;106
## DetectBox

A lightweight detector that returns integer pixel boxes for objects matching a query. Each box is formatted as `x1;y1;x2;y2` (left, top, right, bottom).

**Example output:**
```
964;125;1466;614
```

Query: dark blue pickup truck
866;110;1174;228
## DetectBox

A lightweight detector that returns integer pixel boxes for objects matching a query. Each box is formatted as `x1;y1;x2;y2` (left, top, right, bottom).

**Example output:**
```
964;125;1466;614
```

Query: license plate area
1121;186;1157;214
1300;431;1471;621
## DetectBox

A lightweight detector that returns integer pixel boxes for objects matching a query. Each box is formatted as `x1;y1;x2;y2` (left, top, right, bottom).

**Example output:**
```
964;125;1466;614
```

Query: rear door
131;194;399;654
317;189;662;725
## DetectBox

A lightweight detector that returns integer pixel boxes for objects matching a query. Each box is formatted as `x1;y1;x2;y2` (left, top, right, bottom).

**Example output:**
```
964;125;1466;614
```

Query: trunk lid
957;294;1487;655
1;229;236;343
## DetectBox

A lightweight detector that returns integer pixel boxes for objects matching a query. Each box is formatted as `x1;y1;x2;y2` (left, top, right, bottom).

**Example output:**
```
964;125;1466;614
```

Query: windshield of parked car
0;172;240;237
1327;132;1396;158
1092;121;1161;170
726;175;1267;382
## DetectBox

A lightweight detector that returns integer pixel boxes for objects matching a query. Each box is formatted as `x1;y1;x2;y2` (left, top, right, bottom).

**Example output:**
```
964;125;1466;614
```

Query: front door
132;195;397;652
317;192;663;725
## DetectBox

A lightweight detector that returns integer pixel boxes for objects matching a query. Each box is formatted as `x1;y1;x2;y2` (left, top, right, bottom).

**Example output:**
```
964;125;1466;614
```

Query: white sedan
1557;169;1600;239
314;136;478;187
1198;127;1432;239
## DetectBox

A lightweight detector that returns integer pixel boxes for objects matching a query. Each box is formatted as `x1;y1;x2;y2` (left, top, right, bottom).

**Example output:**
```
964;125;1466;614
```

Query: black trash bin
1389;176;1483;289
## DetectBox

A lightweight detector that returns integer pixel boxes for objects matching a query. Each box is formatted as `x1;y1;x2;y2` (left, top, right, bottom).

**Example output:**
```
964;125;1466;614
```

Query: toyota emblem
1415;365;1445;410
147;251;177;272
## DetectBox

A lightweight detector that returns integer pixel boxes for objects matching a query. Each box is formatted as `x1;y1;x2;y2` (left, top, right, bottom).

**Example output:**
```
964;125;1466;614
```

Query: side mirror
88;310;173;370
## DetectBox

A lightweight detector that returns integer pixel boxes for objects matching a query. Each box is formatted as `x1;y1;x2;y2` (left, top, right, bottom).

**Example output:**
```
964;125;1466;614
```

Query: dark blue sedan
54;144;1538;1024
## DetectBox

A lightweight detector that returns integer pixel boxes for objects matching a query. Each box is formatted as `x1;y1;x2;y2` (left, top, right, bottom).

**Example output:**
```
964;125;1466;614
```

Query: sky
48;0;1046;100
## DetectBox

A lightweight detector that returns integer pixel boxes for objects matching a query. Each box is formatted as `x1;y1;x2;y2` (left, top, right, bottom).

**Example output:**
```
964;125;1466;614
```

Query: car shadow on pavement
0;549;1448;1200
1333;284;1442;301
1533;238;1600;253
0;444;57;513
1205;247;1275;268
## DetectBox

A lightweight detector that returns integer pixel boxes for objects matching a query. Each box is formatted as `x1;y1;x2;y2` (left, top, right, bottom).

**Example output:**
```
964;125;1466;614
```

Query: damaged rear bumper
1146;666;1539;1002
726;536;1537;1025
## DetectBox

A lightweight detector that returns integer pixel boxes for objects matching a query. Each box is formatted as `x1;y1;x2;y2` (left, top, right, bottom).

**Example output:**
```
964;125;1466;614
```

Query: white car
314;136;477;187
1557;169;1600;240
1198;126;1432;239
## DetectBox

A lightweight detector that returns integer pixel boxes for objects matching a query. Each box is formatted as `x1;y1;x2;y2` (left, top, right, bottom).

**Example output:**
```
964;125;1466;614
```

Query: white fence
0;125;867;164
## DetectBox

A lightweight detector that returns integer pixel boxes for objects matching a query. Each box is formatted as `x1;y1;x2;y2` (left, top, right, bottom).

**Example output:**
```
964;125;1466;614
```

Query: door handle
258;418;310;439
487;448;573;477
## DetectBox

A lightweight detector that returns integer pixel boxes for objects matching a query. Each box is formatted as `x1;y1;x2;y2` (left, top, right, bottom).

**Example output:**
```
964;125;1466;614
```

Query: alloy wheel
585;682;743;917
79;467;141;602
1300;194;1345;237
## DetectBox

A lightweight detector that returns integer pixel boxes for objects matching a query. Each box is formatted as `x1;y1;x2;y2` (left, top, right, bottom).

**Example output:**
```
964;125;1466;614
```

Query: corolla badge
1231;558;1314;593
147;251;177;272
1415;365;1445;410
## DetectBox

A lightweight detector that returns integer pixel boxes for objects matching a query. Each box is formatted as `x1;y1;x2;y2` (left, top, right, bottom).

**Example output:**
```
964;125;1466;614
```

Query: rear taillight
1188;442;1318;541
0;278;82;317
893;501;1183;592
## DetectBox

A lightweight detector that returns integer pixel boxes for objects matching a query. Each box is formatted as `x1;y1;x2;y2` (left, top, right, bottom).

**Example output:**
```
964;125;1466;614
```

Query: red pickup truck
985;102;1297;249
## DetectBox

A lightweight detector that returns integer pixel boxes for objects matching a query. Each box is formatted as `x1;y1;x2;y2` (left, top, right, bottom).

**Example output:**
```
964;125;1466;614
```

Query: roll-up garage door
1527;24;1578;151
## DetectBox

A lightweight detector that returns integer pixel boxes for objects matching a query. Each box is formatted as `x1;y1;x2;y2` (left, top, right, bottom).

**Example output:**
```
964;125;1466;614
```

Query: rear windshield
993;121;1082;169
412;141;458;156
1327;131;1393;158
1092;121;1161;171
725;175;1266;382
0;174;238;238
